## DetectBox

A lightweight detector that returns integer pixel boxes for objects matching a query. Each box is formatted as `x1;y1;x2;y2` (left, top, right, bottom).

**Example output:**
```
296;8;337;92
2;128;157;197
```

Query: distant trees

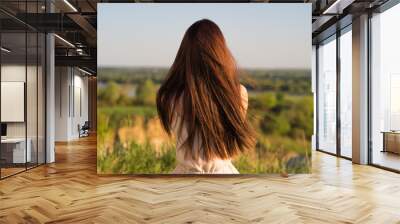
249;93;277;110
239;69;311;94
98;67;167;85
98;81;120;106
98;79;157;107
135;79;157;106
249;92;313;139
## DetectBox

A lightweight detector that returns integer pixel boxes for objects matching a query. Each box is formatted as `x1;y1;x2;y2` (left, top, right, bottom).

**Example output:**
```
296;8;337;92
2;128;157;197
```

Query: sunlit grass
97;70;313;174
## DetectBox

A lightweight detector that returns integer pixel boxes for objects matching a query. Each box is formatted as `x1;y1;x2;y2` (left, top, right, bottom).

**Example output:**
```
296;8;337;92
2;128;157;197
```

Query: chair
79;121;90;138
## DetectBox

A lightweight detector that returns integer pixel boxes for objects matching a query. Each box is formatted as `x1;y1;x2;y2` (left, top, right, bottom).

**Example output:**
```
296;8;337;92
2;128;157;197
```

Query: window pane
340;29;352;158
318;37;337;154
371;4;400;171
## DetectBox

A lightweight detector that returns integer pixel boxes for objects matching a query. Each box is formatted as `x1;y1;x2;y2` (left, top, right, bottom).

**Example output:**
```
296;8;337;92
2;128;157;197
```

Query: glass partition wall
0;31;28;177
0;3;46;179
316;25;353;159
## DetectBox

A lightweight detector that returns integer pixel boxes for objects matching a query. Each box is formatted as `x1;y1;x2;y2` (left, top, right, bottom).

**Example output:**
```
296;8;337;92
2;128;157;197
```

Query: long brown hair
156;19;256;161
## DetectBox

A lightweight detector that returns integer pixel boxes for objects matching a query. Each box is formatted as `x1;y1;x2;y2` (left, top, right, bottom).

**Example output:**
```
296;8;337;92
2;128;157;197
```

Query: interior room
0;0;399;223
0;0;97;179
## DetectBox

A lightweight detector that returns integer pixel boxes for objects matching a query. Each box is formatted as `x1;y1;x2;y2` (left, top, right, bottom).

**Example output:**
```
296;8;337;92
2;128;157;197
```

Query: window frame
315;23;353;161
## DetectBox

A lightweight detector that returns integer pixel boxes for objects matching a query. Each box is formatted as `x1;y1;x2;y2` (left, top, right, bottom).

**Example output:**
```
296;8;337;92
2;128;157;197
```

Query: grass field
97;67;313;174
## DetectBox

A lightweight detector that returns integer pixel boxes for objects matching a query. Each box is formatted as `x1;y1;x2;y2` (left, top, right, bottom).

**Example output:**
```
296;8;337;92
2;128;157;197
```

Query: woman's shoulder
239;84;248;110
240;84;247;96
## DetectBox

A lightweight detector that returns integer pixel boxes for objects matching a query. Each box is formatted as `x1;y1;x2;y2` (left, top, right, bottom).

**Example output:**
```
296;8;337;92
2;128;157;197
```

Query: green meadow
97;67;313;174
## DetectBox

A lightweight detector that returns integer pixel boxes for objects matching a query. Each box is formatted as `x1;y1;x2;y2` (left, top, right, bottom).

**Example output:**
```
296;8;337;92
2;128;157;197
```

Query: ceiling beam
67;13;97;44
55;55;96;73
322;0;356;14
11;13;83;32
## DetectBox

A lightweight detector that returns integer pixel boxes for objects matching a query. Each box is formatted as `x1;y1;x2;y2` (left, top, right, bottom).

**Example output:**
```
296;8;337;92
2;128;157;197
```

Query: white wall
55;67;70;141
1;65;36;138
54;67;89;141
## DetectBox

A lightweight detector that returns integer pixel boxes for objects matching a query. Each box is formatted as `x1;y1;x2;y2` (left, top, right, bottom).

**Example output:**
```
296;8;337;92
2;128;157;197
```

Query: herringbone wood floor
0;135;400;224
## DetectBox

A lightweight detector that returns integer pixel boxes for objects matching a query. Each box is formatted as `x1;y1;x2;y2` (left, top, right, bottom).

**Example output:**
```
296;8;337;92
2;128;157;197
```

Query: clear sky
98;3;311;69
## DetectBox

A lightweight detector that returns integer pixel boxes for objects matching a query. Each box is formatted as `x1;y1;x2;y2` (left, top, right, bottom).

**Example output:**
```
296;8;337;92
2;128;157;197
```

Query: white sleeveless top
171;85;248;174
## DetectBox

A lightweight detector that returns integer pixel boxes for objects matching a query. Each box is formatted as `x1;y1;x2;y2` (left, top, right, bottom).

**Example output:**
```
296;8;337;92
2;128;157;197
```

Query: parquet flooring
0;135;400;223
0;167;26;178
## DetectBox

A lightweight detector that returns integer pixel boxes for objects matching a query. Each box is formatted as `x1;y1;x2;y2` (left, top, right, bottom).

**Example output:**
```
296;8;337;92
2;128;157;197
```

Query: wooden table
381;131;400;154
